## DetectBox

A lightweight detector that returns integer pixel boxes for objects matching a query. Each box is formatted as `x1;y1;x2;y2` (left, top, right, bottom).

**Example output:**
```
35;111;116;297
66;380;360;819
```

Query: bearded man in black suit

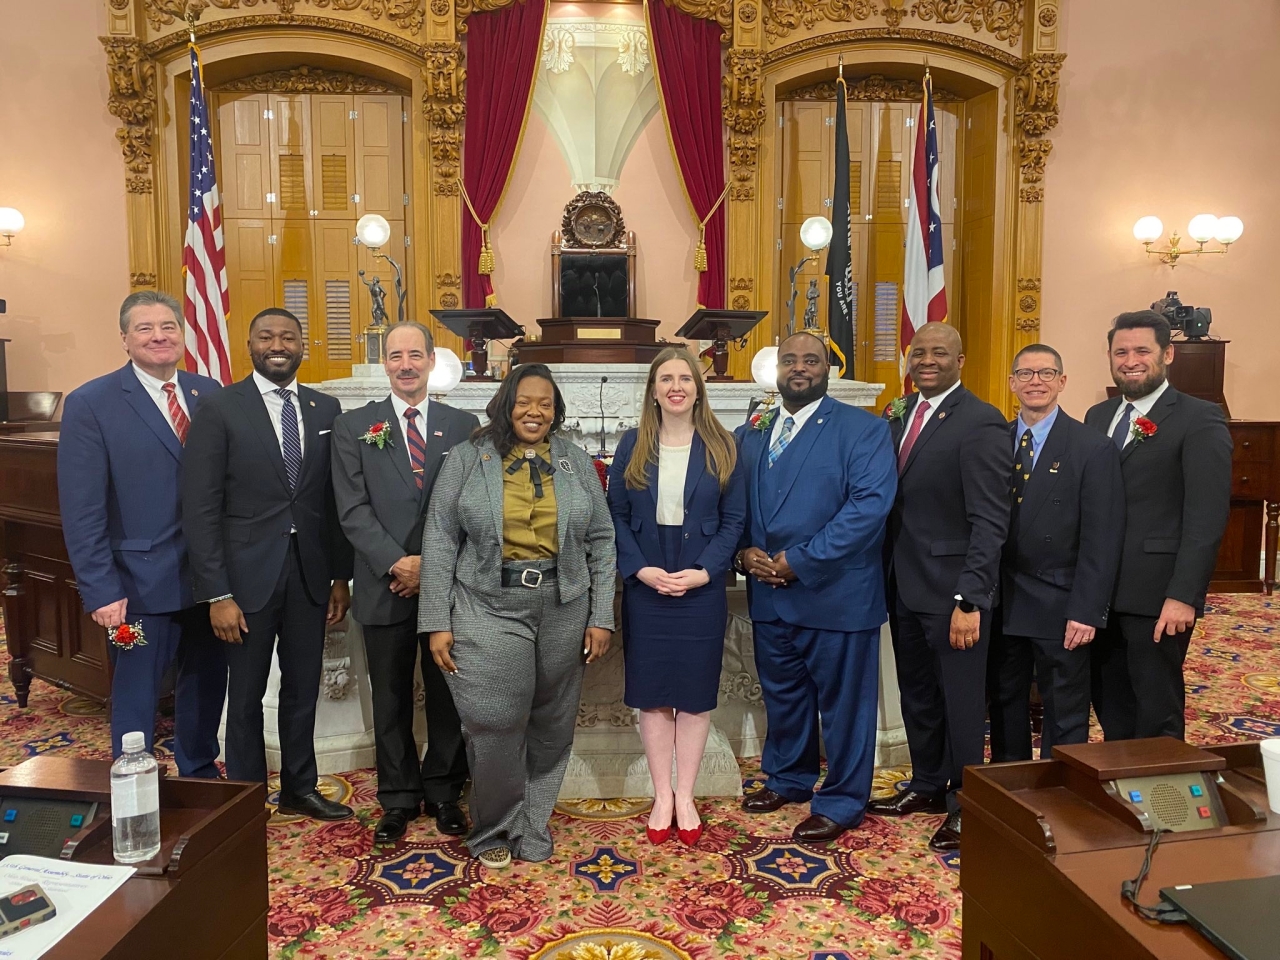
1084;311;1232;741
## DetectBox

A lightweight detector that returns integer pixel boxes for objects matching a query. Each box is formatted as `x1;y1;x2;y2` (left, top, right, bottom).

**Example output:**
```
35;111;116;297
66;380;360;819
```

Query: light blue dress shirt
1012;405;1059;473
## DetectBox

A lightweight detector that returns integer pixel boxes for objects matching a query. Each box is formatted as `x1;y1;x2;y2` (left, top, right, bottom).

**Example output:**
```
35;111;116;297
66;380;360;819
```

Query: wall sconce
0;208;25;247
1134;214;1244;267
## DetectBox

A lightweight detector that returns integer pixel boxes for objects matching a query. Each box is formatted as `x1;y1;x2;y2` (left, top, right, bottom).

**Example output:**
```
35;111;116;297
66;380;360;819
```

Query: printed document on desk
0;856;135;960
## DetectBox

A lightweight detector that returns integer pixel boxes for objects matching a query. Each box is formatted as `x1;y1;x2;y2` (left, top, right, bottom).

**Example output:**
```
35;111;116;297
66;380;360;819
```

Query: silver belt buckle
520;568;543;588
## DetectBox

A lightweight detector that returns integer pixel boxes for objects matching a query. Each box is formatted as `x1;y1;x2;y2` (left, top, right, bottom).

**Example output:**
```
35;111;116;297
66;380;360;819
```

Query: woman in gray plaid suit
419;364;616;868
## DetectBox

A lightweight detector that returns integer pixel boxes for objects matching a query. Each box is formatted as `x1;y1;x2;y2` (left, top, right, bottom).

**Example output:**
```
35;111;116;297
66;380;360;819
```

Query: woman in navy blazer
607;347;746;846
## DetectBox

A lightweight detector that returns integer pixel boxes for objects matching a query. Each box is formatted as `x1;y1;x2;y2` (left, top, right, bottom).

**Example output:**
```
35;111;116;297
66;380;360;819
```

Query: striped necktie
767;416;795;468
162;382;189;444
403;407;426;490
276;388;303;491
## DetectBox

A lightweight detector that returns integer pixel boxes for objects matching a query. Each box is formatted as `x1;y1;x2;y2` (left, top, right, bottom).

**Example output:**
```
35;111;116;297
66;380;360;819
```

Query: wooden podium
0;755;269;959
961;738;1280;960
517;317;670;365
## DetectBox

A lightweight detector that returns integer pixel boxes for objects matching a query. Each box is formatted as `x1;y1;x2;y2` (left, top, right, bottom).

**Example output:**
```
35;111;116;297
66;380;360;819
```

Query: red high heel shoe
677;811;703;847
646;825;672;844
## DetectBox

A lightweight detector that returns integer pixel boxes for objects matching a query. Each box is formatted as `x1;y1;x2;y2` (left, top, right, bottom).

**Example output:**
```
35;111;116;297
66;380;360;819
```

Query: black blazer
1083;386;1232;617
331;398;478;626
885;384;1011;615
1000;409;1125;640
182;376;354;614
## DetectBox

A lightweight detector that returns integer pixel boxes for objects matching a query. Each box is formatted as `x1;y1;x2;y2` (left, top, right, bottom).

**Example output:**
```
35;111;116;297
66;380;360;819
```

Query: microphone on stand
598;376;608;457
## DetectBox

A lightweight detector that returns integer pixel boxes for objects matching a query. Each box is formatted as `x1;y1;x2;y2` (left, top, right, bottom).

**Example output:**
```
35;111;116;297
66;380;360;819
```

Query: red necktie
162;382;190;445
897;399;931;473
404;407;426;490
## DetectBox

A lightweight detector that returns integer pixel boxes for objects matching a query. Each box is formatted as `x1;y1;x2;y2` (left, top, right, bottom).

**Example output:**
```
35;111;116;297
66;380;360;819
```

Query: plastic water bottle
110;731;161;863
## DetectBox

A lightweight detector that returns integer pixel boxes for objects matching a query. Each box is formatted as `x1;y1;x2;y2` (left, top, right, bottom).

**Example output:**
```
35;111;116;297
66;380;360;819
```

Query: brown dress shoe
793;814;847;842
866;788;947;817
742;787;794;813
929;810;961;852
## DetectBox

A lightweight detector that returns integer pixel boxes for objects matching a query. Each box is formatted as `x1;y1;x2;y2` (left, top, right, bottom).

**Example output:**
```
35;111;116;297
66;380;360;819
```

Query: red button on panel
1198;806;1212;818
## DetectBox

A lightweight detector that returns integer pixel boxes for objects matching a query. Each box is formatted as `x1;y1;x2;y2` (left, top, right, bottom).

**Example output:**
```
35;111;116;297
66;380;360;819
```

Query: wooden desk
0;432;112;705
961;739;1280;960
0;754;268;960
1214;421;1280;594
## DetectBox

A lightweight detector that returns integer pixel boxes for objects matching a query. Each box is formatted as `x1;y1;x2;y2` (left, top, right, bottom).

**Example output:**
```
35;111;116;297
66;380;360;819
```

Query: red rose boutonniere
1130;416;1158;444
109;621;147;651
750;407;778;432
360;421;394;449
884;396;908;422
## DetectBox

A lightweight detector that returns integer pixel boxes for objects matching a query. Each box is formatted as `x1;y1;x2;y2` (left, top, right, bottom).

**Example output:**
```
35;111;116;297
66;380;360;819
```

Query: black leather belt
501;565;558;588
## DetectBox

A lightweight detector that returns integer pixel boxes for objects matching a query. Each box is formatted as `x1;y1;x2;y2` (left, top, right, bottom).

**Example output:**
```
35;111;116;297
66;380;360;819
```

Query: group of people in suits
58;291;1230;866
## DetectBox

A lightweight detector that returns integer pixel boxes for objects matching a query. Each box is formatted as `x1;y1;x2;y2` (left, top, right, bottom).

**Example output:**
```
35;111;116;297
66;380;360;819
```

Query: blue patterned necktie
767;416;795;468
277;388;303;491
1110;402;1135;449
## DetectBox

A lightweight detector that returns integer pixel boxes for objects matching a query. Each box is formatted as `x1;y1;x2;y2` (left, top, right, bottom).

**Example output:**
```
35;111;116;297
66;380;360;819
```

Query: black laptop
1159;875;1280;960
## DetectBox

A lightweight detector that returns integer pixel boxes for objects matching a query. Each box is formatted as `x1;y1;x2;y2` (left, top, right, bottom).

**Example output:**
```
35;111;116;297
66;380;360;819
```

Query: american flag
183;42;232;385
899;70;948;392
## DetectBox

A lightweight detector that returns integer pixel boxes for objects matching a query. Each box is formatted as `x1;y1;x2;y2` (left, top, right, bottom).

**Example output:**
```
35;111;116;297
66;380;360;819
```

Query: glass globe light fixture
751;346;779;392
799;216;834;251
1187;214;1219;244
355;213;392;249
1132;216;1163;243
428;347;465;396
1214;216;1244;245
0;207;25;246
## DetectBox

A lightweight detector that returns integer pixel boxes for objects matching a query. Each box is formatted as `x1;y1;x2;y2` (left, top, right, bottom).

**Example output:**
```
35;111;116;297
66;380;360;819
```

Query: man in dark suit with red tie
988;344;1125;762
58;291;226;774
183;307;355;820
1084;311;1232;741
332;322;479;842
869;322;1010;852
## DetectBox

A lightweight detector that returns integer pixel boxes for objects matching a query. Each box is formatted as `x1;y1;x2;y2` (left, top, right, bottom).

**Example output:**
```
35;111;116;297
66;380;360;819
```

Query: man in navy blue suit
58;291;227;775
734;332;897;842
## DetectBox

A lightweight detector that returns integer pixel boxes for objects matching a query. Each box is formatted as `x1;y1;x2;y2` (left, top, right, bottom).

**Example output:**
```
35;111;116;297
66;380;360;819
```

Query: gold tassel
478;227;495;276
694;227;708;273
484;292;497;308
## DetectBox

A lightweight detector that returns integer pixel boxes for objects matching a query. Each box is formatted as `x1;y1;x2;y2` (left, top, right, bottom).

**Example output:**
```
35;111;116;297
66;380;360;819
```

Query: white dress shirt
769;396;824;448
130;363;188;436
1106;378;1170;446
656;442;691;526
252;369;305;458
389;392;430;472
899;379;962;451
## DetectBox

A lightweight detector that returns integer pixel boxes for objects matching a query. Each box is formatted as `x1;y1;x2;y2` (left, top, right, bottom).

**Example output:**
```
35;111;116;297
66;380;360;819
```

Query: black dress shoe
427;800;468;836
793;814;848;842
742;788;794;813
929;810;961;852
277;791;355;821
374;807;417;843
866;788;947;817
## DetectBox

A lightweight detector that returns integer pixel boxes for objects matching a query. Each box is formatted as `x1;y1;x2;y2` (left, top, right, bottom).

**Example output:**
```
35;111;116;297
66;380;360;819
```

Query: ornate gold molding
765;26;1023;69
1018;135;1052;183
143;0;425;34
1019;185;1044;203
784;74;961;101
723;48;766;202
422;40;465;196
453;0;520;34
216;65;408;93
143;13;423;56
130;272;159;287
763;0;876;42
101;37;158;177
661;0;735;39
911;0;1023;48
1015;278;1041;333
1013;51;1063;136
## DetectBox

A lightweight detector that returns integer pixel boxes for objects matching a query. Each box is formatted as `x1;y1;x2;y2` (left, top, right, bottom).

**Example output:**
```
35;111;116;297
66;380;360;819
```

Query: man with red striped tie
58;291;227;775
332;321;479;843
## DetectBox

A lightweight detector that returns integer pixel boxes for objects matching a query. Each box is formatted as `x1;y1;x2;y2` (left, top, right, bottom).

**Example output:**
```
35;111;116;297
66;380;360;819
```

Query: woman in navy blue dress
607;347;745;845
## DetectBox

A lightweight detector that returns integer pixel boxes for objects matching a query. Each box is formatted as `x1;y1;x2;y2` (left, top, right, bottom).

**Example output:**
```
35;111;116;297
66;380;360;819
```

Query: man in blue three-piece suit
733;332;897;842
57;291;227;775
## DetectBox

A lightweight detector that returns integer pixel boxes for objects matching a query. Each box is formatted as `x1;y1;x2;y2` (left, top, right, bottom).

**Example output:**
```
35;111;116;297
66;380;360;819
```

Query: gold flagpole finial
923;54;931;80
838;53;844;81
185;6;199;43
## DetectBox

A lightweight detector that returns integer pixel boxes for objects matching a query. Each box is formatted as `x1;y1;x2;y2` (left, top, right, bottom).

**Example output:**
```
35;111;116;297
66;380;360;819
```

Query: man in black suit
183;307;355;820
988;344;1124;762
332;322;478;842
868;322;1009;852
1084;311;1232;741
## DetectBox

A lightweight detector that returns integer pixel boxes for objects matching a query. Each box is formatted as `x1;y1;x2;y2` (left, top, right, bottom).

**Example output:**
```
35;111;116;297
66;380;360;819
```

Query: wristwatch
733;550;748;575
954;594;977;614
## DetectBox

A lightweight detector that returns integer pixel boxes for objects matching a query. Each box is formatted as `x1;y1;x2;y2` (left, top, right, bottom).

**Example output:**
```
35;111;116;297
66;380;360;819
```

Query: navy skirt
622;524;726;714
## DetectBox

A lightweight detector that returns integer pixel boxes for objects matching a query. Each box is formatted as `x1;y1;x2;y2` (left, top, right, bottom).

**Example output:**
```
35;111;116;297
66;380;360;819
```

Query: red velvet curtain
461;0;547;309
647;0;726;310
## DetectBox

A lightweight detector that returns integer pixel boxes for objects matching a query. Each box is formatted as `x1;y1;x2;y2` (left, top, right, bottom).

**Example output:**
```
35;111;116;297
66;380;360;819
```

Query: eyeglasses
1013;368;1061;383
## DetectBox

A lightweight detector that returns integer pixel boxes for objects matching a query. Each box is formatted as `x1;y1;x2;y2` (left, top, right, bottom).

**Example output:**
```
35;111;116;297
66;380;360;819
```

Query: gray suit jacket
332;397;479;626
418;434;617;634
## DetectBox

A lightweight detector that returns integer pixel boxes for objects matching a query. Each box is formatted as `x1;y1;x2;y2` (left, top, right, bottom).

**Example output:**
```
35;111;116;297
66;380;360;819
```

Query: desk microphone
598;376;608;456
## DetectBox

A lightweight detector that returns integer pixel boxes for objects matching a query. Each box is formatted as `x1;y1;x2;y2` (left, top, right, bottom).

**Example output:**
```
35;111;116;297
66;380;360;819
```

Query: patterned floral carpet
1;594;1277;959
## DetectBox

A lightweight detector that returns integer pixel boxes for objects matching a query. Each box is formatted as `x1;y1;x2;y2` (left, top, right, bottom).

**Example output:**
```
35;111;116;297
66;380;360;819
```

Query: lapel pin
938;411;947;420
559;458;574;473
309;400;315;407
191;388;199;396
1050;462;1060;473
817;418;824;424
434;430;444;437
483;453;491;461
